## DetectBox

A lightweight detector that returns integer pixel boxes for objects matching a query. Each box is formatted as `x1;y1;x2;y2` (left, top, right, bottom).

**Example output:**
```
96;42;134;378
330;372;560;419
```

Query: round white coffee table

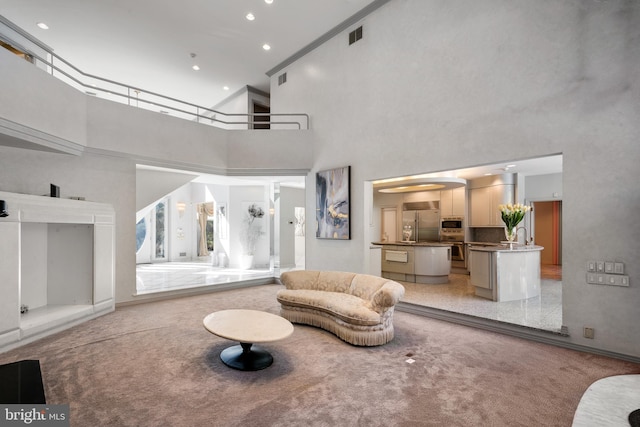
203;309;294;371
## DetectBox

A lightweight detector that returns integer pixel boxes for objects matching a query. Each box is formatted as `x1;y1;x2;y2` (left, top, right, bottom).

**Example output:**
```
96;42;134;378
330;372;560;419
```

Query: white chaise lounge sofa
276;270;405;346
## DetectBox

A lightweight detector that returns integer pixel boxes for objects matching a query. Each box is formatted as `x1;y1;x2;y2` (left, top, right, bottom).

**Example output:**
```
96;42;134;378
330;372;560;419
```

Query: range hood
403;201;439;210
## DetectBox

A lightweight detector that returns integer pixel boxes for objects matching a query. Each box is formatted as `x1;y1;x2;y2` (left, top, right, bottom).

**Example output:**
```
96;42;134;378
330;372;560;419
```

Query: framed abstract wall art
315;166;350;239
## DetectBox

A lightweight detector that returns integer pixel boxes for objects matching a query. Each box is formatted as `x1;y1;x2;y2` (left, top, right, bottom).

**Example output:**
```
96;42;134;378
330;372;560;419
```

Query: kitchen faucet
516;226;531;245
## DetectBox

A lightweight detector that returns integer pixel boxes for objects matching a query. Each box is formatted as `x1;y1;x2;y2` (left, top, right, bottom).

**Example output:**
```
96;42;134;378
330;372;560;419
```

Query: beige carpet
1;284;638;426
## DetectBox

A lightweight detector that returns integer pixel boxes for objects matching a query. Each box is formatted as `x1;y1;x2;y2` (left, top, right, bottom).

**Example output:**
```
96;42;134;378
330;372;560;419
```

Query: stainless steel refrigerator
402;203;440;242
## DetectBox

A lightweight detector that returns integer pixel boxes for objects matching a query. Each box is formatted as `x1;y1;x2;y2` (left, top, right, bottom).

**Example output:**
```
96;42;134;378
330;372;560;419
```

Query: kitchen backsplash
470;228;505;243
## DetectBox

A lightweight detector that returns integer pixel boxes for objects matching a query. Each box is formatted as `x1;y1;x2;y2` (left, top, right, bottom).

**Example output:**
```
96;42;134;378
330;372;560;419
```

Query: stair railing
0;17;309;130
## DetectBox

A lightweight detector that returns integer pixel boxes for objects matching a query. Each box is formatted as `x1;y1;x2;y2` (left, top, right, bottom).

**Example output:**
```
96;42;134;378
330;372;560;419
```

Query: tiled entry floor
135;262;273;295
400;273;563;333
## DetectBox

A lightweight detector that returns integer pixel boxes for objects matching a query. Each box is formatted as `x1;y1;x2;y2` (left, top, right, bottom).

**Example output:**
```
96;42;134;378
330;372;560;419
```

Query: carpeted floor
1;284;638;426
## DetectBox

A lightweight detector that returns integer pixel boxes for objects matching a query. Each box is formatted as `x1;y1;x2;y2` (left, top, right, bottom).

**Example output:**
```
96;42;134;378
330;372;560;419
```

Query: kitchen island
468;244;543;302
372;241;452;284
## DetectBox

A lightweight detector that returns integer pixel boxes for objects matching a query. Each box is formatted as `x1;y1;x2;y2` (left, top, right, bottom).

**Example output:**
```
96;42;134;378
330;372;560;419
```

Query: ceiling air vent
348;26;363;45
278;72;287;86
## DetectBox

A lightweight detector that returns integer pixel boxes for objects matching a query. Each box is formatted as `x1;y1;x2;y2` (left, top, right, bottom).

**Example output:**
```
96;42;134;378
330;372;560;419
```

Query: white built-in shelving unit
0;191;115;352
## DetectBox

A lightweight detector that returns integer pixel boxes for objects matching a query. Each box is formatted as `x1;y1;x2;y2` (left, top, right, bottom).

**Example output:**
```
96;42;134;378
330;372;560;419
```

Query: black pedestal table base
220;342;273;371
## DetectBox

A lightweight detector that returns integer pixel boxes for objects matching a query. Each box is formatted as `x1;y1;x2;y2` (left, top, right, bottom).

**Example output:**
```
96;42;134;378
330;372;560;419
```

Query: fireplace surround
0;191;115;352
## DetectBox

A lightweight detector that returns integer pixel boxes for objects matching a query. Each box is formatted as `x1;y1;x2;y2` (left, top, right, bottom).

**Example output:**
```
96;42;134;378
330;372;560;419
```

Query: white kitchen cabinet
452;187;466;216
469;249;492;290
440;190;453;217
379;243;451;284
469;246;542;302
468;184;514;226
440;187;466;217
414;245;451;284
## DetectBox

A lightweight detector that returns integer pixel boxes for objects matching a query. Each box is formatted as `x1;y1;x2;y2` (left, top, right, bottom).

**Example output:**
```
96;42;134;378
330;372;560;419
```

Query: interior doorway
381;207;397;242
532;200;562;266
252;102;270;130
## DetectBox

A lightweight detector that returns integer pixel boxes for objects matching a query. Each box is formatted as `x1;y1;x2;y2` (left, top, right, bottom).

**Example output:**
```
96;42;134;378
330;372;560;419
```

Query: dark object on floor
629;409;640;427
0;360;46;403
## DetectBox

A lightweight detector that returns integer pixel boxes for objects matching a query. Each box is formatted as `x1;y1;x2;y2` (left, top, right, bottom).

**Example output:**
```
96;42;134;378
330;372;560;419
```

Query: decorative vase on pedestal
239;254;254;270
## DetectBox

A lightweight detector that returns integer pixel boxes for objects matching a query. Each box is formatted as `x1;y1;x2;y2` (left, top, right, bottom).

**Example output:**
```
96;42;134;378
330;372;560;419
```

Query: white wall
525;173;563;201
136;169;197;213
270;0;640;358
207;86;270;130
0;47;87;152
279;187;305;268
0;145;135;304
167;185;194;261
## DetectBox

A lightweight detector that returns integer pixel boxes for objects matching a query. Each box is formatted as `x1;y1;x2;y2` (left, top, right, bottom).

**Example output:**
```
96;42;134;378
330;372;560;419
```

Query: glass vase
504;226;517;243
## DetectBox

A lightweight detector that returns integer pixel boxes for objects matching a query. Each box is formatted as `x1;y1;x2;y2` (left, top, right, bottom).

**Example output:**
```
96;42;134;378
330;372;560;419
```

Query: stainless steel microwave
441;217;463;230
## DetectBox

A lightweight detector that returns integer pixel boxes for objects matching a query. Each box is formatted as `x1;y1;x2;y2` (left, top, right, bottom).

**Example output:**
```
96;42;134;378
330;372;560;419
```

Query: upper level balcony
0;16;313;175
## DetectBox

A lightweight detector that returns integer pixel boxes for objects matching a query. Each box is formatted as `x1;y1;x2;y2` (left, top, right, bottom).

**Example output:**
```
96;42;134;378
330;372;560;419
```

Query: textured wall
270;0;640;357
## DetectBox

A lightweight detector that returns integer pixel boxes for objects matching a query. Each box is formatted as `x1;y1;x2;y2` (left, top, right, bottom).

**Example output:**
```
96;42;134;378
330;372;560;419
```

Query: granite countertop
465;241;502;246
468;244;544;252
371;241;453;247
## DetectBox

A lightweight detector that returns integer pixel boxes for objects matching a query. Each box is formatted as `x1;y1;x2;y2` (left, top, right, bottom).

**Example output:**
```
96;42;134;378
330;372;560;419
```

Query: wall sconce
176;202;186;218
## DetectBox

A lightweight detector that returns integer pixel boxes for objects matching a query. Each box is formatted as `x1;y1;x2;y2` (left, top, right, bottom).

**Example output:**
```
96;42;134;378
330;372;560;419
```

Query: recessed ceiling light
36;22;49;30
262;44;271;51
265;0;274;4
246;13;255;21
223;86;229;91
192;65;200;71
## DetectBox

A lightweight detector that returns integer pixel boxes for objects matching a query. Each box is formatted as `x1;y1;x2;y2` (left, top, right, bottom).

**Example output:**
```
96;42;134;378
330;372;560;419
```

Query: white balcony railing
0;15;309;130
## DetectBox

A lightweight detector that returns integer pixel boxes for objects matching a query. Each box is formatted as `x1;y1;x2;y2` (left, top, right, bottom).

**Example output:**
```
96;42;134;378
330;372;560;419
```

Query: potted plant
498;203;531;243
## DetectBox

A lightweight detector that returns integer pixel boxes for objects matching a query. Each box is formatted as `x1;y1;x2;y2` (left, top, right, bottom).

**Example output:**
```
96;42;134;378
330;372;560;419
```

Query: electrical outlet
605;262;614;273
597;274;631;287
583;327;595;339
597;262;605;272
587;261;596;272
614;262;624;274
616;275;630;287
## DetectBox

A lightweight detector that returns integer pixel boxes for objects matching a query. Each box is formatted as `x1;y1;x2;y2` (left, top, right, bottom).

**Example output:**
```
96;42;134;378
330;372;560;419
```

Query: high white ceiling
2;1;562;187
1;0;378;108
